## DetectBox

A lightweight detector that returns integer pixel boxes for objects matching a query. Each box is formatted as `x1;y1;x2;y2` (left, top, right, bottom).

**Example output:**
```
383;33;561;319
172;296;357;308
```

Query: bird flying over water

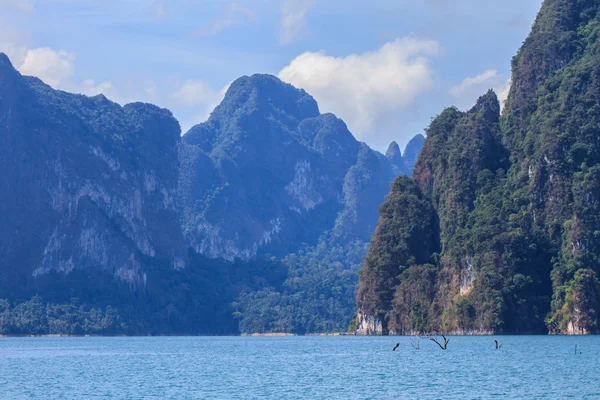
392;343;400;351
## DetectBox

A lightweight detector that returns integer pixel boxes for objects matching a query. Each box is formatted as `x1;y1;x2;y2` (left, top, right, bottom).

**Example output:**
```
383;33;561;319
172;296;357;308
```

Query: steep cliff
356;0;600;335
502;0;600;334
355;176;438;334
0;54;186;290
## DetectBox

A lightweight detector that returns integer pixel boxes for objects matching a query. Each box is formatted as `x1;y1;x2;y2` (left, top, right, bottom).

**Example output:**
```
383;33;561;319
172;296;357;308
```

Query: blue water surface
0;335;598;399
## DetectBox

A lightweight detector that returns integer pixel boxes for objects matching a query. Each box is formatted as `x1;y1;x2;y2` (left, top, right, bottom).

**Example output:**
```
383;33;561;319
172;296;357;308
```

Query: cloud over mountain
279;37;440;148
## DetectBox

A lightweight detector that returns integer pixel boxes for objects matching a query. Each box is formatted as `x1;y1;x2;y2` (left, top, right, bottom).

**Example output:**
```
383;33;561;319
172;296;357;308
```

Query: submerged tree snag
410;336;421;350
429;335;450;350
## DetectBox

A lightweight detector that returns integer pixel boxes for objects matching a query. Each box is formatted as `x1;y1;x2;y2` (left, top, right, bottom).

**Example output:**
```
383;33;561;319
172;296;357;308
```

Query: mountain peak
186;73;321;152
0;53;22;91
210;74;320;124
470;89;500;122
0;53;12;67
385;141;401;159
0;53;17;75
385;140;406;175
403;134;425;176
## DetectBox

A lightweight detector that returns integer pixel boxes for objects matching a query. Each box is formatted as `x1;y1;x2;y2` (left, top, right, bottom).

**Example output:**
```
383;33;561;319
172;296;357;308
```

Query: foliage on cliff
356;0;600;335
355;176;438;333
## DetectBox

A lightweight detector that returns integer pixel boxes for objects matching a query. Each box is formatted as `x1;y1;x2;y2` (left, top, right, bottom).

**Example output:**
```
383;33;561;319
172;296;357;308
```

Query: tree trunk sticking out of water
410;337;421;350
429;335;449;350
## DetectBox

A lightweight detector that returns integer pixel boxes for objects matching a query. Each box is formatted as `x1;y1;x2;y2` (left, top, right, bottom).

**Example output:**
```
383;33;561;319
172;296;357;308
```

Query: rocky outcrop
355;312;384;335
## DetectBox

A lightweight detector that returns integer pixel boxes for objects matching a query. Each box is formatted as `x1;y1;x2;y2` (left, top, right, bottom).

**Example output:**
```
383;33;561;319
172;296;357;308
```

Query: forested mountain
179;74;406;261
0;54;423;334
356;0;600;335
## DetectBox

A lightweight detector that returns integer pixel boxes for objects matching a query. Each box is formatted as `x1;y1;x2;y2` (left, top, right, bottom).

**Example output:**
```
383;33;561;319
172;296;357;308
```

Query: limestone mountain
356;0;600;335
179;74;404;261
0;56;421;334
0;53;187;289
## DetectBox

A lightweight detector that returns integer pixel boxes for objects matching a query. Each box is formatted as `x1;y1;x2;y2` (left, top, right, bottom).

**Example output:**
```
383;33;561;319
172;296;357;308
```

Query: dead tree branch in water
410;337;421;350
429;335;449;350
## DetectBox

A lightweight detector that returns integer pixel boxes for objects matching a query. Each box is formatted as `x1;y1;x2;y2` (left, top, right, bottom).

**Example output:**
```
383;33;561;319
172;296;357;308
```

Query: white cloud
19;47;75;87
450;69;511;110
279;0;316;45
194;2;256;36
0;0;35;12
497;79;511;109
449;70;499;97
0;20;30;65
79;79;115;97
278;37;440;143
0;22;75;90
175;81;231;133
173;80;219;107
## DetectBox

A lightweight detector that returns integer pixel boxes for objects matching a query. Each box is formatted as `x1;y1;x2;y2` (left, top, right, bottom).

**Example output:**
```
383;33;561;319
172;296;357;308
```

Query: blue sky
0;0;543;152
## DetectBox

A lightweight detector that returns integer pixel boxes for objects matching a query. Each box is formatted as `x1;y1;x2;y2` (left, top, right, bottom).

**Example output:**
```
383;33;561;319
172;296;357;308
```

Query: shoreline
1;332;597;338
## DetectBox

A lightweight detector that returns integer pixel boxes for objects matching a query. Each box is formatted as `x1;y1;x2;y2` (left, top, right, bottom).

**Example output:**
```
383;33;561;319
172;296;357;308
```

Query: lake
0;336;598;399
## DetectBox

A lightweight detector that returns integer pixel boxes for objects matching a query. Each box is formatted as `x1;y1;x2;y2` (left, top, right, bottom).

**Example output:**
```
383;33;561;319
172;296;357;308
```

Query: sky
0;0;543;152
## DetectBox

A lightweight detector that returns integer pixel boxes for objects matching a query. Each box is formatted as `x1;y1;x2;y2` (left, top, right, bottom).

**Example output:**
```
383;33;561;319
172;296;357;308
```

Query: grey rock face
0;54;186;285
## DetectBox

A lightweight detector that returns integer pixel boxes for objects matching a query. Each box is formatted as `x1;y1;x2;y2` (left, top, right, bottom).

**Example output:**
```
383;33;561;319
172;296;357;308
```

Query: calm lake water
0;335;598;399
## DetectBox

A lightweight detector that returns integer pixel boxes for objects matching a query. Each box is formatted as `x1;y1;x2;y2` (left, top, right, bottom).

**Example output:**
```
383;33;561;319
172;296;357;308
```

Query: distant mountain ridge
179;74;420;261
0;53;424;334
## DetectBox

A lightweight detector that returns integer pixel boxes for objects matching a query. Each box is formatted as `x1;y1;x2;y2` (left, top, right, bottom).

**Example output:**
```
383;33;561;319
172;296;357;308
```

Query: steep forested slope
356;0;600;335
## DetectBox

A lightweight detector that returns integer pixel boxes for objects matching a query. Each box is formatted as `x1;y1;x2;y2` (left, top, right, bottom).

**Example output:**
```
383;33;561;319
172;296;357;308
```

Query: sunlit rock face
0;53;186;286
355;312;383;336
